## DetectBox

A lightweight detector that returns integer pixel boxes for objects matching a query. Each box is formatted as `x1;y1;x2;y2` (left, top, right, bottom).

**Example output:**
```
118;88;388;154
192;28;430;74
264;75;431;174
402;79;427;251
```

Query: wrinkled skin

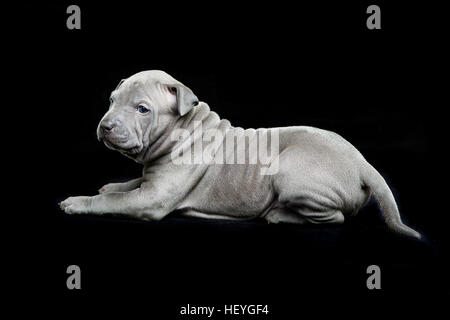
60;70;421;239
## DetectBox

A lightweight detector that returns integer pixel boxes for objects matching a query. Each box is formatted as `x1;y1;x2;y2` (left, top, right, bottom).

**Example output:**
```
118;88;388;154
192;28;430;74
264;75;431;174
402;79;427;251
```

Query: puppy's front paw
59;196;92;214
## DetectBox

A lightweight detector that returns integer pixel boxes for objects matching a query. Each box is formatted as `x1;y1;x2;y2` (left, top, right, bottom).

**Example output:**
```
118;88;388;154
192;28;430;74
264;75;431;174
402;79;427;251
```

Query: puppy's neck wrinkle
141;102;231;165
140;129;172;163
172;102;232;155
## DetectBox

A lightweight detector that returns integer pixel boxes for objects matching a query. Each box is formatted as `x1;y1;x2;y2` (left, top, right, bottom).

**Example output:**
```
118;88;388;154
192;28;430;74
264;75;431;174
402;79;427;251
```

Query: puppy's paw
59;196;92;214
98;183;122;194
265;214;282;224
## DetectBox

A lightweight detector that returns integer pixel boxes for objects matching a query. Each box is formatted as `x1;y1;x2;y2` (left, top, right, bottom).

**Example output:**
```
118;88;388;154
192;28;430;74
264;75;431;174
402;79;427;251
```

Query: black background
12;1;449;318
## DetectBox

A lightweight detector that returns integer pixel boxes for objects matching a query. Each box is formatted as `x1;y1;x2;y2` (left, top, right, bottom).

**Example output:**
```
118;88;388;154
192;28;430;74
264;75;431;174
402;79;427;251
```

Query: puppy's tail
362;162;421;239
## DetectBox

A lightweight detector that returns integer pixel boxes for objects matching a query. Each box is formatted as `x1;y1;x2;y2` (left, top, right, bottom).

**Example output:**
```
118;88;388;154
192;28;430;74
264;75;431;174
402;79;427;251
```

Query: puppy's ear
115;79;126;90
167;84;199;116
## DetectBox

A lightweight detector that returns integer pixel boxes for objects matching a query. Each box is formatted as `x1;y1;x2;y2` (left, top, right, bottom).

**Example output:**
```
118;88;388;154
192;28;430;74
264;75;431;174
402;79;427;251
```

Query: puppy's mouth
102;137;141;154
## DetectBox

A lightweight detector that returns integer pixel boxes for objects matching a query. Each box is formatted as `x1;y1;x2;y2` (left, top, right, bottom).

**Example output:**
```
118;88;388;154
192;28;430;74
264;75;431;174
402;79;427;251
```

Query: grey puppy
60;70;420;239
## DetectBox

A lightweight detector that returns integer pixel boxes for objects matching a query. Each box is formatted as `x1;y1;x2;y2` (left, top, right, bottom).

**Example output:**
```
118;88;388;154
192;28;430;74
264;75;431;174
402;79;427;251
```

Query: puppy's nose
101;121;115;133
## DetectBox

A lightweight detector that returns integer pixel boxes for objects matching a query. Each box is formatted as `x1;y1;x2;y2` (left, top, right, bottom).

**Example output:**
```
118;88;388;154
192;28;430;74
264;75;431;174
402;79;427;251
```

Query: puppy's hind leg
264;207;307;224
266;193;345;225
289;204;345;225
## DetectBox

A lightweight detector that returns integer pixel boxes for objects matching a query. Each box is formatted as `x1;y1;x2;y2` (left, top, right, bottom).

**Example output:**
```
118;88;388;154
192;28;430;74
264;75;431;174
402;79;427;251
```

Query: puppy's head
97;70;198;160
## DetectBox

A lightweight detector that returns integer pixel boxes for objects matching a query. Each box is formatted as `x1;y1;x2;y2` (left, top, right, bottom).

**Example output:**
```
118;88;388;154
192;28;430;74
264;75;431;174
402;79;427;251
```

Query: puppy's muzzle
98;119;128;143
100;121;115;134
100;118;120;135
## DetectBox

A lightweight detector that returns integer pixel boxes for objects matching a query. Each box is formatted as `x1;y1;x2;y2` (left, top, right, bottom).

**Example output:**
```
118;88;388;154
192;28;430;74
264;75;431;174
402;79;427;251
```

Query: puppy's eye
137;105;150;114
